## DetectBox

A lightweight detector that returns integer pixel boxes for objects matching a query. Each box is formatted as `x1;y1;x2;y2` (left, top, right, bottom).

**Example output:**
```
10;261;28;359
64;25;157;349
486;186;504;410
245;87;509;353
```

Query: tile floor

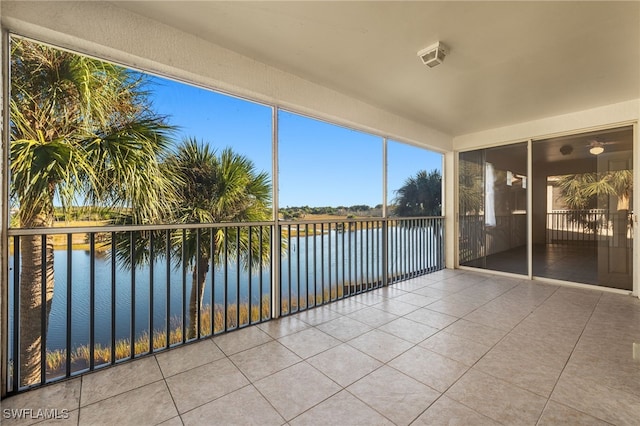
3;269;640;425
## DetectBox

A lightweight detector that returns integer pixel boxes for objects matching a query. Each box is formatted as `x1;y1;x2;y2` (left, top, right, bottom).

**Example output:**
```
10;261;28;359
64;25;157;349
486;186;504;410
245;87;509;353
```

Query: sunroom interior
0;1;639;421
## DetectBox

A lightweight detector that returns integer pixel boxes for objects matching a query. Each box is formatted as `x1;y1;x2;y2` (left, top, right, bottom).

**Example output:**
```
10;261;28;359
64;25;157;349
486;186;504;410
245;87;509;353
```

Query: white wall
0;0;452;153
453;99;639;150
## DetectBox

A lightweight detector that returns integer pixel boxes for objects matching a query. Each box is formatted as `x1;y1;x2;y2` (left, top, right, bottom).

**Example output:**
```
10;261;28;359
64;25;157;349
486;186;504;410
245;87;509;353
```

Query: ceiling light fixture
589;142;604;155
417;41;448;68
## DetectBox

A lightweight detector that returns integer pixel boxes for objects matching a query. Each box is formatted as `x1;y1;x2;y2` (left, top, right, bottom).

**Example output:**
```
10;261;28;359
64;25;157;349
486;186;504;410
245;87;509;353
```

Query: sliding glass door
458;126;633;291
459;143;528;275
532;126;633;290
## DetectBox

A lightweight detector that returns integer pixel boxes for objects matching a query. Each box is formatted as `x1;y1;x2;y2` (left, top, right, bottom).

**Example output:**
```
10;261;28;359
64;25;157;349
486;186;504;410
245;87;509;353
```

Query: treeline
52;206;128;222
280;205;384;219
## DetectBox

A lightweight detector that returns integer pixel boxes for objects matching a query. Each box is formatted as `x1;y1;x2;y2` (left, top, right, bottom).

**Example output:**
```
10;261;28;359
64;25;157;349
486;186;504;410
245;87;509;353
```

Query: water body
8;226;442;353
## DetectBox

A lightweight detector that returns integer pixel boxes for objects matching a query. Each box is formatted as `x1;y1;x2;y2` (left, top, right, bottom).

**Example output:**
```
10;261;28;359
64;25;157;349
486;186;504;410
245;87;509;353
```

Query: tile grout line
533;291;611;426
404;282;563;425
151;354;182;425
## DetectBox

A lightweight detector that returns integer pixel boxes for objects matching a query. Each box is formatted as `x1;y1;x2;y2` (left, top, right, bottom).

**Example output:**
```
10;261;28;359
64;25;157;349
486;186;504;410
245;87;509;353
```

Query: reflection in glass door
532;126;633;290
459;143;528;275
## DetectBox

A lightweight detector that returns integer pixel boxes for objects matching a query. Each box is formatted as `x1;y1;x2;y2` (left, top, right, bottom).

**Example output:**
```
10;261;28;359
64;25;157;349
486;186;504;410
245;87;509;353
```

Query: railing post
271;106;280;319
381;137;388;287
1;30;9;398
382;219;388;287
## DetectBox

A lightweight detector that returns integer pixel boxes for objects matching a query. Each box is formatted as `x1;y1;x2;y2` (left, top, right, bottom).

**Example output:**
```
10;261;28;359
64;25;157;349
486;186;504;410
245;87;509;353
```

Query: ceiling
111;1;640;137
533;126;634;164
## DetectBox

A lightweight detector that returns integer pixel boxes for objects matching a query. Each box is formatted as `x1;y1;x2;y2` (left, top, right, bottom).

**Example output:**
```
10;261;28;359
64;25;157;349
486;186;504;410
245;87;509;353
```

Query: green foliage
394;169;442;217
458;159;483;214
10;36;176;386
10;37;175;227
164;138;273;268
557;170;633;211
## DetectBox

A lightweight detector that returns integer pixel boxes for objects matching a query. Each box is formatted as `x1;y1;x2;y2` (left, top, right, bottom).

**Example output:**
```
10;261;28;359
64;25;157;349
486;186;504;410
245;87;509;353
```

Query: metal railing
4;216;444;395
278;217;444;316
6;222;273;394
546;210;633;244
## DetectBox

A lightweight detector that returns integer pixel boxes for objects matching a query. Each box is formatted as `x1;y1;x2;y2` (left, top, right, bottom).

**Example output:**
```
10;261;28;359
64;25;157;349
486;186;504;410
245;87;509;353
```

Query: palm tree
458;159;484;215
164;139;272;338
10;38;174;386
393;169;442;217
557;170;633;238
558;171;632;211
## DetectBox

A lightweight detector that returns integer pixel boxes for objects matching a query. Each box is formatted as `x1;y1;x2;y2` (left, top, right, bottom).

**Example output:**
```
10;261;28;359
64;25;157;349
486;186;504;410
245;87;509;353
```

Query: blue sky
148;76;442;207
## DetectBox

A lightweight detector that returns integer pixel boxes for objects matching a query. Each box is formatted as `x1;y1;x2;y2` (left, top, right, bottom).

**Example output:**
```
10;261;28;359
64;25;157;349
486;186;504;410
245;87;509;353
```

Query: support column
443;150;456;269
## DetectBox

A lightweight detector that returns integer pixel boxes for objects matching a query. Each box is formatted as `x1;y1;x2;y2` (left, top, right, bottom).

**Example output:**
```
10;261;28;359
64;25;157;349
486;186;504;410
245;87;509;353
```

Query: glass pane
8;36;273;387
278;111;383;216
387;140;443;217
459;143;528;275
532;126;633;290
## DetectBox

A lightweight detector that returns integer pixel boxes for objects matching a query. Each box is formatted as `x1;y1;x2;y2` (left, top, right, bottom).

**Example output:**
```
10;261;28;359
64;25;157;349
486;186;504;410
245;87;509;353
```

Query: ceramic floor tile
0;378;81;426
427;280;474;293
392;292;439;307
527;306;592;329
315;315;372;341
537;401;611;426
446;369;547;425
347;329;413;363
347;306;398;328
155;338;224;377
482;297;538;315
490;331;573;367
563;349;640;398
229;340;301;382
257;316;310;339
347;365;440;425
462;307;528;331
551;373;640;425
294;306;342;326
420;331;491;366
474;343;564;398
413;286;453;299
36;409;79;425
277;327;340;359
180;385;285;426
404;308;458;329
442;319;507;346
377;317;439;344
254;362;341;421
412;395;500;425
573;332;640;362
80;356;163;406
389;346;468;392
392;280;431;292
425;299;480;318
350;292;387;306
165;357;249;413
326;298;368;315
213;325;273;356
375;287;409;299
289;390;394;426
78;381;176;425
510;316;584;349
307;343;382;387
156;416;183;426
372;299;420;316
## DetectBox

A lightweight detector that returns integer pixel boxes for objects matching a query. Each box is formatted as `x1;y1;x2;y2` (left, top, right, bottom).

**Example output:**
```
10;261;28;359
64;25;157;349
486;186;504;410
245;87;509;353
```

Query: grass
42;298;271;379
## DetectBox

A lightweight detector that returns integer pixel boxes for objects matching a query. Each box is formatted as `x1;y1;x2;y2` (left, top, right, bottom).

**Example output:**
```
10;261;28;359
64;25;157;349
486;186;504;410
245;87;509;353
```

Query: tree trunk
19;213;54;387
187;253;209;339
